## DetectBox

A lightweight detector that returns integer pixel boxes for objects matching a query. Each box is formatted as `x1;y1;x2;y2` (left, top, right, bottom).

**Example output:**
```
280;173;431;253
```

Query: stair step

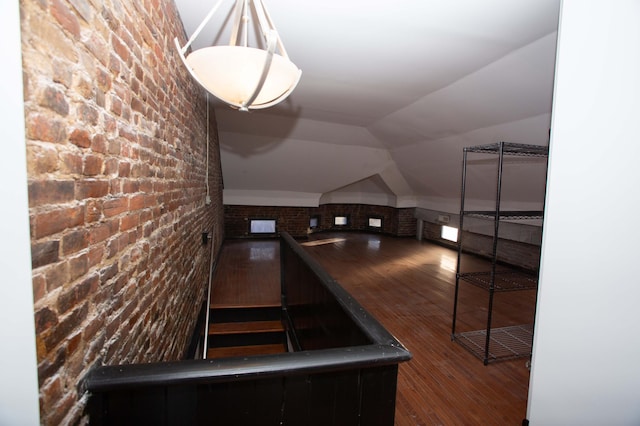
209;320;284;336
209;305;281;323
209;302;280;310
207;343;287;359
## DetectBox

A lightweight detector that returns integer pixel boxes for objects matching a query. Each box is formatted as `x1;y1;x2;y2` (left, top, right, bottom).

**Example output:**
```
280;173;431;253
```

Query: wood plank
208;320;284;335
209;302;281;310
207;343;287;359
209;239;281;308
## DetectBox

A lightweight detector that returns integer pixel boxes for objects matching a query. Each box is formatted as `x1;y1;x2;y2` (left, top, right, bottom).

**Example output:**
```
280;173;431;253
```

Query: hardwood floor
210;239;281;308
209;233;536;425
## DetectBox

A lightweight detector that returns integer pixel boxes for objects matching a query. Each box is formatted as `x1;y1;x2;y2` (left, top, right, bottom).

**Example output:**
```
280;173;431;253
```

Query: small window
441;225;458;242
309;215;319;229
250;219;276;234
368;217;382;229
334;215;348;226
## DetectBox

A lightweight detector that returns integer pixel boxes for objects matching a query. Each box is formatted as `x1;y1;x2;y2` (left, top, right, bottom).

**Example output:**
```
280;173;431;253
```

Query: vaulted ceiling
174;0;560;212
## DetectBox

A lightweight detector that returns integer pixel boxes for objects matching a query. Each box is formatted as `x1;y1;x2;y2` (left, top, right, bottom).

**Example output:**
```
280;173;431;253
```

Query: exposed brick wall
460;231;542;271
225;205;311;238
225;204;417;238
395;208;418;237
21;0;224;424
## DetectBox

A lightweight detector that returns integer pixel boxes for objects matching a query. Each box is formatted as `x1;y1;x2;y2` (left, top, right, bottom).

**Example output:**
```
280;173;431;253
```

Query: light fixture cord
205;92;210;200
243;0;249;47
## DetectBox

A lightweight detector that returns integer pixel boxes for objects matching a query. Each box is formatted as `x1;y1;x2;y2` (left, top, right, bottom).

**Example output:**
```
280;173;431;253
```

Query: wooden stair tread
207;343;287;359
210;302;281;310
208;320;284;335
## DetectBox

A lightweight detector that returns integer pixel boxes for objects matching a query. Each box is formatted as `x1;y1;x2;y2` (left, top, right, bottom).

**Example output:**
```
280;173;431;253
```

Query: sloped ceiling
174;0;560;211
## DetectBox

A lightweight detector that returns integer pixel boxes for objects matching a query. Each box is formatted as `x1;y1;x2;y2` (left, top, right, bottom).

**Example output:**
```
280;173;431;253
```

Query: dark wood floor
210;232;536;425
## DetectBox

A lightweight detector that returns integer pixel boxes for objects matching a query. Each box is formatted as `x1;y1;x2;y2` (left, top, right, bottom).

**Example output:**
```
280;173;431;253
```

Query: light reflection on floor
300;237;347;247
249;246;276;261
367;239;381;250
438;253;457;272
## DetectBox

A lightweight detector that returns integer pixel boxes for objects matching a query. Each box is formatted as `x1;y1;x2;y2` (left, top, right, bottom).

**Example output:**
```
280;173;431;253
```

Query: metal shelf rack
451;141;548;364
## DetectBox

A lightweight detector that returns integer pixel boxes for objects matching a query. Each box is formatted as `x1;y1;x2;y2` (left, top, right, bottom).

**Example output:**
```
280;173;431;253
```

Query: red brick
26;144;58;175
122;179;139;193
42;303;88;354
104;158;118;175
31;240;60;268
37;347;66;386
103;197;127;217
68;253;89;282
39;85;69;116
91;134;107;154
66;331;83;358
39;375;63;409
119;213;139;232
75;180;109;199
51;0;80;38
77;102;99;125
26;114;67;143
32;274;46;303
52;58;73;88
129;194;145;210
61;229;89;256
35;206;84;239
109;94;123;116
108;139;121;155
44;262;69;292
58;273;97;314
34;306;58;335
83;154;103;176
60;151;83;174
104;114;117;134
83;313;105;344
111;34;130;64
85;199;103;223
69;128;91;148
85;32;108;66
73;75;94;100
44;387;76;426
96;66;111;91
28;180;75;207
108;52;121;75
89;221;117;245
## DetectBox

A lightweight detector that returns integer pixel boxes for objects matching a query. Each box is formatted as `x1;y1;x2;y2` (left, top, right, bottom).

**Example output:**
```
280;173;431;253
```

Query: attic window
441;225;458;242
334;215;349;226
368;217;383;229
309;215;320;229
250;219;277;235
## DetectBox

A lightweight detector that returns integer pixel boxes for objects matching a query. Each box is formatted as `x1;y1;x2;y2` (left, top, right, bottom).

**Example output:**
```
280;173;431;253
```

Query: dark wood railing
83;232;411;425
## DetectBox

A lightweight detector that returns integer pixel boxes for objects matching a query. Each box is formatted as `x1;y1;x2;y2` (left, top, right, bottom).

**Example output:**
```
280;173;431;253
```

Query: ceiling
174;0;560;212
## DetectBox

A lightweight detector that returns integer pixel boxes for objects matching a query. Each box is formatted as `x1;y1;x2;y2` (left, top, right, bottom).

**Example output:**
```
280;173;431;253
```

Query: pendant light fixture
175;0;302;112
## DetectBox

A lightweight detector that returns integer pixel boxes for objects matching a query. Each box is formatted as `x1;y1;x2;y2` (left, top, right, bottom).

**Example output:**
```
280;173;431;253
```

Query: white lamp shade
185;45;301;109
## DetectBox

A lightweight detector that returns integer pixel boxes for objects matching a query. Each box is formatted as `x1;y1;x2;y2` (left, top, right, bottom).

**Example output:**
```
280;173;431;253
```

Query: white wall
527;1;640;424
0;1;41;424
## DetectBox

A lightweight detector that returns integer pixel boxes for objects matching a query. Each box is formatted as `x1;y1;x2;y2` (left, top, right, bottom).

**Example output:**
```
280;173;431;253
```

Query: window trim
367;216;383;231
309;215;320;230
248;218;278;236
333;215;349;227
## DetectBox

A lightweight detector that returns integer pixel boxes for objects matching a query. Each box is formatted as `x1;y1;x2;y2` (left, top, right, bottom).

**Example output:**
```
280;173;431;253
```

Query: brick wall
225;205;311;238
421;221;541;271
225;204;417;238
459;231;542;271
21;0;224;424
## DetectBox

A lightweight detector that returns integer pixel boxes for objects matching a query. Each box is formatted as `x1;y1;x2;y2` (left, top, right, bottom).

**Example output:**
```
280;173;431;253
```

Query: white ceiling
174;0;560;211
